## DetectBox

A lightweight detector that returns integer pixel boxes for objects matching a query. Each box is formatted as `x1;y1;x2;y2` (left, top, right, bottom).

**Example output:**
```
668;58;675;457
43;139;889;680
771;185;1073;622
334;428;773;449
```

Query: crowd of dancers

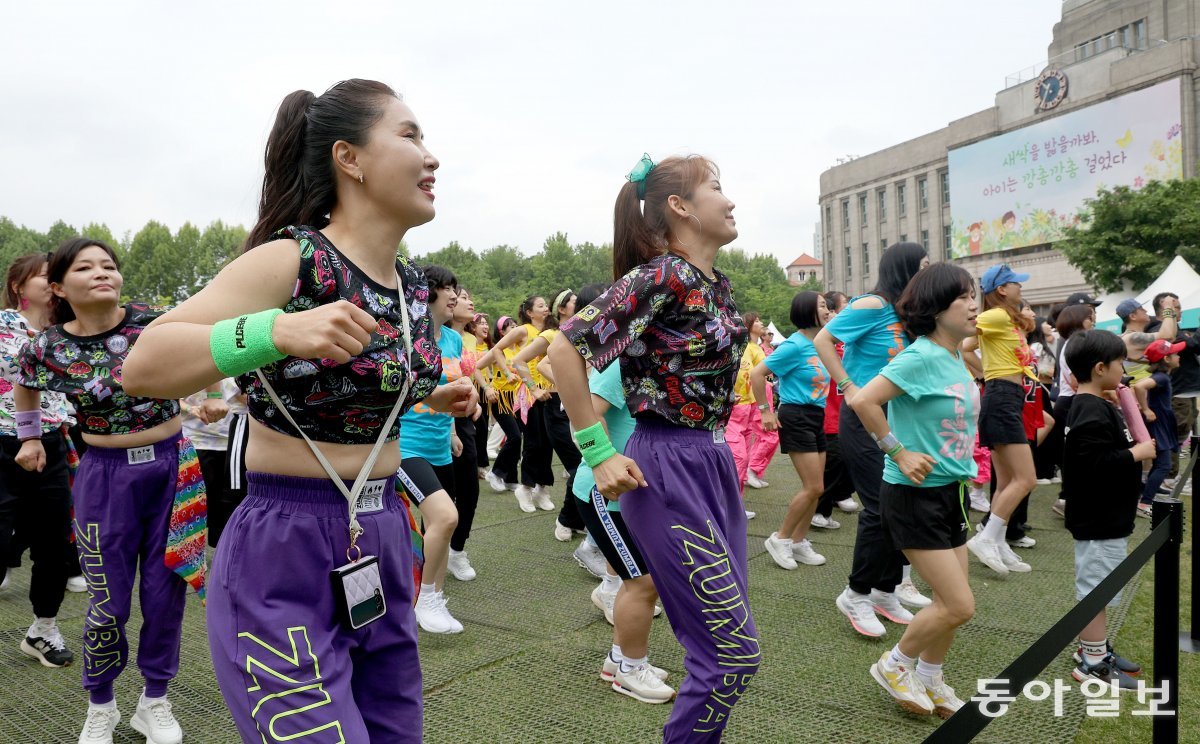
0;78;1193;743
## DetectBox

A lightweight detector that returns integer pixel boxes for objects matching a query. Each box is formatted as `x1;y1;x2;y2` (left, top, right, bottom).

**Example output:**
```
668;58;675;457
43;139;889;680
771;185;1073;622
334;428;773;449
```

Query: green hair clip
626;153;656;199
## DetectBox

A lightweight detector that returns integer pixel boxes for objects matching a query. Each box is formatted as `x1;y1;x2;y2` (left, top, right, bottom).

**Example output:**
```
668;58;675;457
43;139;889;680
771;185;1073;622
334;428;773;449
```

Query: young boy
1063;330;1157;688
1135;339;1184;513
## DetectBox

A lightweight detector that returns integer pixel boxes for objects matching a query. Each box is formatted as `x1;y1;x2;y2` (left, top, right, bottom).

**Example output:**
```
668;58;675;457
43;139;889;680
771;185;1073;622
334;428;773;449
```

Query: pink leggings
726;403;780;491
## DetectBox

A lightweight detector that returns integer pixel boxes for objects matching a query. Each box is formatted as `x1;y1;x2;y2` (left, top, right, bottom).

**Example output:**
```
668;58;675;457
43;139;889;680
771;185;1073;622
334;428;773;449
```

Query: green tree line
0;217;816;335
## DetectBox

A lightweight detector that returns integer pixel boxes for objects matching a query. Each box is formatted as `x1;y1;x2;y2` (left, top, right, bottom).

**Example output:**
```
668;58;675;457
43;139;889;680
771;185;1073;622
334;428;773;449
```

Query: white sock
901;565;912;583
620;654;648;673
1080;637;1108;665
609;644;624;664
888;645;915;669
90;699;117;710
141;691;166;703
449;548;462;556
29;616;56;635
601;573;622;593
772;532;792;545
420;582;437;599
916;658;943;686
980;515;1007;543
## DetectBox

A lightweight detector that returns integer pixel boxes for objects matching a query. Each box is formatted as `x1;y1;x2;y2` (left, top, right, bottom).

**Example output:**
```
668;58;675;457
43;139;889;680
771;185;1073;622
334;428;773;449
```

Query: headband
553;289;574;314
497;315;513;329
626;153;656;200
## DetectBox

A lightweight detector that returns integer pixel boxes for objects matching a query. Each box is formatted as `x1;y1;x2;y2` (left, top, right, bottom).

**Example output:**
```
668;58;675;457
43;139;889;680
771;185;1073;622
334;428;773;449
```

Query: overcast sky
3;0;1062;268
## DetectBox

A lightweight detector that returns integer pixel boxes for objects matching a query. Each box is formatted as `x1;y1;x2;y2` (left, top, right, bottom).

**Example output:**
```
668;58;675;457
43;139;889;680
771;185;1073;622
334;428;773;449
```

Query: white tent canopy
1095;255;1200;330
765;321;784;345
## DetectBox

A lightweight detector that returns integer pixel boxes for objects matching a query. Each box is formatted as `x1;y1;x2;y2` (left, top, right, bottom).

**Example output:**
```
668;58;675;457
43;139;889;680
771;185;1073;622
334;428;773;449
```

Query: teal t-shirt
879;336;979;487
572;362;635;513
399;325;463;466
764;332;829;407
824;295;908;387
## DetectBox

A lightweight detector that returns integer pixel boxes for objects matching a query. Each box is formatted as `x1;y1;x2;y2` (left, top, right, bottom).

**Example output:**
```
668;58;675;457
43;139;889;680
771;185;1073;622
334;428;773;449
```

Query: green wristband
885;443;904;459
210;309;287;377
574;421;617;468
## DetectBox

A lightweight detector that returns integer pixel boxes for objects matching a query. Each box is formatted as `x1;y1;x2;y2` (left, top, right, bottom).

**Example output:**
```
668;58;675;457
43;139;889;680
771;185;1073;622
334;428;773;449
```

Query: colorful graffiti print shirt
17;304;179;435
239;226;441;445
0;310;75;436
560;254;747;431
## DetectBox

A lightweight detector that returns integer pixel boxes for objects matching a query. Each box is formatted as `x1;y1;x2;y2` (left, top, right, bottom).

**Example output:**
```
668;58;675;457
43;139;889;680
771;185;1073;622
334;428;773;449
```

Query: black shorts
577;486;649;580
397;457;446;506
778;403;827;454
979;379;1027;447
880;481;969;551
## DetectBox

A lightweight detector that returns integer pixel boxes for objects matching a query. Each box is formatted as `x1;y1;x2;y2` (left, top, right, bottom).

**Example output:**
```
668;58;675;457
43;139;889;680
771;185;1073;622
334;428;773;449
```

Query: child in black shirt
1063;330;1156;689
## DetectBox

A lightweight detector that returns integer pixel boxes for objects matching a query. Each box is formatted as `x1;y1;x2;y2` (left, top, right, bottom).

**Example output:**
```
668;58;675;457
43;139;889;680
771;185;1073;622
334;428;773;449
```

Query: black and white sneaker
20;620;74;668
1072;658;1138;690
1072;643;1141;676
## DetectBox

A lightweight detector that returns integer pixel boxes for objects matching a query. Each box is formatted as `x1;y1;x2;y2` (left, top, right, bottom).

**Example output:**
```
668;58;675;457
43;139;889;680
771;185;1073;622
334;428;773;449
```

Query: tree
716;247;801;334
122;220;180;303
1059;177;1200;292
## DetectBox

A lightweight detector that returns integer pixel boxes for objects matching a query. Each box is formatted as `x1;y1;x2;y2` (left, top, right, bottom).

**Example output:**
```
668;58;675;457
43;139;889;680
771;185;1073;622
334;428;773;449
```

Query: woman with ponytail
123;80;475;743
549;154;759;743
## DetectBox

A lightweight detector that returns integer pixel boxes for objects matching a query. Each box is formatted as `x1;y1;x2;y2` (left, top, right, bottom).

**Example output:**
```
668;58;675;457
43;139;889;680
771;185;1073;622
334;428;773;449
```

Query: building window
1133;19;1146;49
897;182;907;215
900;233;908;243
859;194;868;226
877;189;887;222
862;243;870;276
824;204;832;235
921;229;930;251
845;245;852;279
943;224;952;256
918;178;929;210
810;270;817;282
940;171;950;206
842;199;850;230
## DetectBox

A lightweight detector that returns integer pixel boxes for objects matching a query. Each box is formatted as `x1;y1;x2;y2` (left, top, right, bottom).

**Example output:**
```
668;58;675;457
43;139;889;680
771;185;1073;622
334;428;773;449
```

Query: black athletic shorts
577;486;649;581
398;457;446;506
880;481;969;551
979;378;1027;447
778;403;827;454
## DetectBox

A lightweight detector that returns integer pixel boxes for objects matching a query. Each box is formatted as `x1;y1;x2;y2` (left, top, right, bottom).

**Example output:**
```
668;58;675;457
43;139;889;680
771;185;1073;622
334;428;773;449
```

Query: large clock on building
1035;69;1068;111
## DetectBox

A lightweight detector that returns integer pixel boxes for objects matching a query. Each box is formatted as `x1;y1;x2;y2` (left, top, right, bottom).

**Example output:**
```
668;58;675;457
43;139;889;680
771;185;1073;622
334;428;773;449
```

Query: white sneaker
811;513;840;529
601;655;668;682
836;587;885;638
764;533;798;569
613;663;676;704
21;618;74;667
591;584;617;625
414;590;464;634
66;575;87;593
998;541;1032;573
1008;535;1036;549
78;704;120;744
791;539;826;566
0;570;9;591
1035;478;1053;485
924;673;966;720
484;469;507;493
514;485;536;513
744;509;757;520
130;696;182;744
533;485;555;511
746;472;768;489
869;589;914;625
967;535;1009;577
894;579;932;609
836;497;861;513
968;488;990;513
553;520;573;542
447;550;477;581
573;540;607;579
870;653;935;716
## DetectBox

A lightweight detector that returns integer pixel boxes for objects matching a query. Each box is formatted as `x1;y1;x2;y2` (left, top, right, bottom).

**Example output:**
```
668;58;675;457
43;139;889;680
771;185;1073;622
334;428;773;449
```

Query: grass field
0;455;1193;743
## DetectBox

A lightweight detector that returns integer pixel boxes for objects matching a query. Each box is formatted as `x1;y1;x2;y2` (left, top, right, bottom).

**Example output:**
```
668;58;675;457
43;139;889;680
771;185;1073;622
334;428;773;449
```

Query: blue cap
1116;299;1143;319
981;264;1031;294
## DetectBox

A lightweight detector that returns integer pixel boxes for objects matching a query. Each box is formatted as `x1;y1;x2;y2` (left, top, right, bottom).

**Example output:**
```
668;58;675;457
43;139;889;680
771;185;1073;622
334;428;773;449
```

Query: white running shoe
553;520;573;542
791;539;826;566
836;497;861;513
869;589;914;625
924;673;966;720
836;587;885;638
78;704;120;744
894;579;932;609
968;488;990;513
21;618;74;668
613;663;676;704
533;486;555;511
514;485;536;513
591;584;617;625
744;509;756;520
998;541;1032;573
764;533;798;570
1035;478;1053;485
447;550;477;581
414;590;464;634
745;472;768;489
870;653;935;716
1008;535;1036;549
0;570;9;591
66;575;87;593
130;696;182;744
810;514;841;529
573;540;607;579
601;656;668;682
484;469;507;493
966;535;1009;577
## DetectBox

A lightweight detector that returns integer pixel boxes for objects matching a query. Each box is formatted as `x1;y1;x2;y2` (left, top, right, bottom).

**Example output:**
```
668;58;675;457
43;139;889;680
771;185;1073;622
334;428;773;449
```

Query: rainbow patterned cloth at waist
166;437;208;602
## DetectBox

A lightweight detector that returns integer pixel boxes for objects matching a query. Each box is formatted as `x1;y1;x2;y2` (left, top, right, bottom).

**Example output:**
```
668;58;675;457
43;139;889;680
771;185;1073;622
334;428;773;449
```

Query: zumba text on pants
240;626;346;742
77;521;121;679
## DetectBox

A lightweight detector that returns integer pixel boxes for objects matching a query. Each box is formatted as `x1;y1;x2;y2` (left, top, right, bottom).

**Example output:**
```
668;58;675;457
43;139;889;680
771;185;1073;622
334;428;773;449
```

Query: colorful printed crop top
237;226;441;445
17;303;180;435
559;254;748;430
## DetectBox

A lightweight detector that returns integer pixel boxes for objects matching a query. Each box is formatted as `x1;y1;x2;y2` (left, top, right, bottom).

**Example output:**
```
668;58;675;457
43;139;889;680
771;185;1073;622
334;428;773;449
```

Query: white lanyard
255;270;413;554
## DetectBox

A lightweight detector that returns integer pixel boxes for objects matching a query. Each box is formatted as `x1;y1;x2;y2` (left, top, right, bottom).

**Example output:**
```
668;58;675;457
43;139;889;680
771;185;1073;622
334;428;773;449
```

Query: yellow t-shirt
733;341;766;405
474;339;493;384
527;327;555;390
977;308;1036;381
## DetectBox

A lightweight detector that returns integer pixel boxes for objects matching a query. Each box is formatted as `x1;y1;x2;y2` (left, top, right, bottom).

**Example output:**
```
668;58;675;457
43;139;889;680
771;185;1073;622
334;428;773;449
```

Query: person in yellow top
965;264;1038;577
724;312;779;507
483;316;523;494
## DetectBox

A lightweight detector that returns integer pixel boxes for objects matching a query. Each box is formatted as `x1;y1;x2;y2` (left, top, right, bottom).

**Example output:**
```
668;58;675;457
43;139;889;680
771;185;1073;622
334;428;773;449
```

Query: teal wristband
574;421;617;469
210;309;287;377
